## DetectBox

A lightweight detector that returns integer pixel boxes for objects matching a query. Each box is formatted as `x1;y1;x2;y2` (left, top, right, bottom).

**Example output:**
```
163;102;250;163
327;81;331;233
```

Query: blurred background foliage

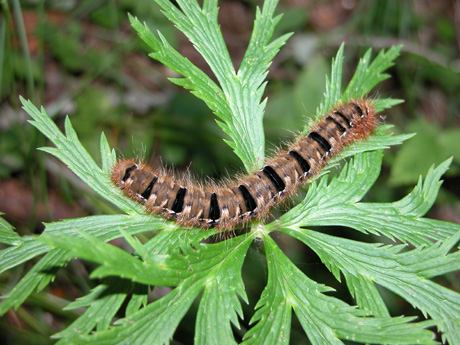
1;0;459;344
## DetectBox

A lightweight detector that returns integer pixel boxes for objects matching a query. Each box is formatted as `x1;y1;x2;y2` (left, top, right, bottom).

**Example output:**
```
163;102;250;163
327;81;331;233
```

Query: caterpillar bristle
112;100;378;230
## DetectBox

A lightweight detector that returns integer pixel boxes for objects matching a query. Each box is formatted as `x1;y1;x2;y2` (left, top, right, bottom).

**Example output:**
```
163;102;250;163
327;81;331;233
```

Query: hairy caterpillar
112;100;378;229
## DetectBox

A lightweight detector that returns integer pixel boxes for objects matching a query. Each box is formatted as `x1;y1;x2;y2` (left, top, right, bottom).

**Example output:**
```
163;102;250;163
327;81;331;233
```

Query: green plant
1;0;460;344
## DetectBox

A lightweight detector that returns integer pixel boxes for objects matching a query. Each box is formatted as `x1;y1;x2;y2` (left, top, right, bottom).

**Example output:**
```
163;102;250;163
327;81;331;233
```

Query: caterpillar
112;100;378;230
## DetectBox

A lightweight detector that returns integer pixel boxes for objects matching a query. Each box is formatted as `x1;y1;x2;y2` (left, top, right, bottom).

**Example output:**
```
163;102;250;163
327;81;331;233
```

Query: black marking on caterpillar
112;100;378;230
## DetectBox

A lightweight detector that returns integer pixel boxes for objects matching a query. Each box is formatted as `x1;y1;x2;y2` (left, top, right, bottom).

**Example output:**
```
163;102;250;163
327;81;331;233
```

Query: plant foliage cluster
1;0;460;344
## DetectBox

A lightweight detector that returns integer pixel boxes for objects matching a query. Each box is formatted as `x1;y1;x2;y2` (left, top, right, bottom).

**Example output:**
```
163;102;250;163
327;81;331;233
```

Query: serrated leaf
54;279;133;341
39;231;189;286
239;1;291;88
0;249;70;315
274;153;459;246
0;215;167;275
315;43;344;119
0;236;52;275
195;236;251;345
330;125;413;160
394;231;460;278
22;97;146;215
345;275;390;318
130;0;288;171
244;236;436;345
100;132;116;173
124;284;148;317
391;157;452;217
281;229;460;345
0;215;21;246
314;45;402;124
242;239;294;345
275;151;384;226
70;235;253;345
0;215;170;315
342;45;402;101
73;283;201;345
372;97;404;113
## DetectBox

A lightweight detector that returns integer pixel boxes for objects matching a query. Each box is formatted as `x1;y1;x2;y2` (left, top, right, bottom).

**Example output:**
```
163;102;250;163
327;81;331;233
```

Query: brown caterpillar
112;100;378;230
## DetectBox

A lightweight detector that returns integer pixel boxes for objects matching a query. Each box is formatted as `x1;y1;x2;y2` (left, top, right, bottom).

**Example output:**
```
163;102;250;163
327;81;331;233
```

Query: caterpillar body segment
112;100;378;229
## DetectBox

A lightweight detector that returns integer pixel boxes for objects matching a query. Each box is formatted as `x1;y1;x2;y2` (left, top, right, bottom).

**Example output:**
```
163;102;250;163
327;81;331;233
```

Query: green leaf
282;229;460;345
143;223;218;255
0;215;167;274
330;125;413;160
391;157;453;217
68;235;253;345
274;152;458;246
394;231;460;278
125;284;148;317
239;1;291;89
0;215;21;246
22;98;145;215
242;239;293;345
243;236;436;345
74;283;201;345
342;45;403;101
194;237;251;345
0;215;170;315
315;43;344;120
274;151;384;227
130;0;290;171
39;231;189;286
372;97;404;113
0;249;70;315
100;132;116;173
0;235;49;274
345;275;390;318
314;45;403;126
54;279;133;341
